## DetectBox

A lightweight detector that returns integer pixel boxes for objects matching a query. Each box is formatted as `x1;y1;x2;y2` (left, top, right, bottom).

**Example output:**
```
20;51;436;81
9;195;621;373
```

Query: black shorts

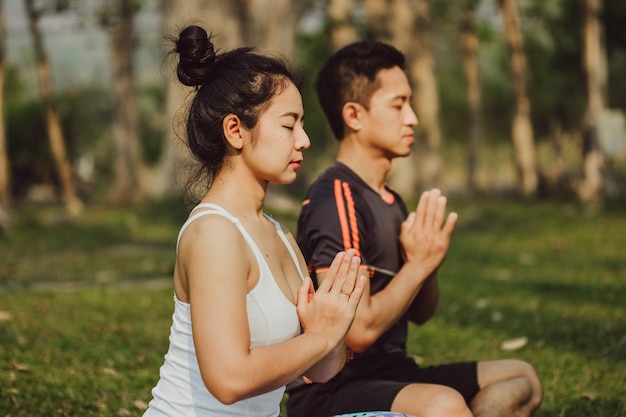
286;353;479;417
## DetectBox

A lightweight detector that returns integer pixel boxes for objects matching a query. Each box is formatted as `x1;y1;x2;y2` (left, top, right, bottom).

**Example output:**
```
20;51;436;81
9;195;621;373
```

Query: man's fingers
415;189;441;228
443;211;459;236
433;195;447;228
423;188;441;227
414;191;428;226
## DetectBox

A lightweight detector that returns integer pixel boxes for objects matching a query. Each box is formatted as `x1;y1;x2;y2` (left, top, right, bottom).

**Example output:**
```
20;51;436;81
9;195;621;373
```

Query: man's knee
518;360;543;408
480;359;541;388
505;359;543;401
392;384;472;417
428;388;473;417
476;359;543;414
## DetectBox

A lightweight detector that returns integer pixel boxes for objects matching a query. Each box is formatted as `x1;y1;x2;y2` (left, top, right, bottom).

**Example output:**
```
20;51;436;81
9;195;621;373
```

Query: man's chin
396;148;413;158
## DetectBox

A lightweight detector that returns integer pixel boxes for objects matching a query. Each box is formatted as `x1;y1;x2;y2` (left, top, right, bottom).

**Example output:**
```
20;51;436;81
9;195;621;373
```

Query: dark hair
316;40;406;140
171;25;302;195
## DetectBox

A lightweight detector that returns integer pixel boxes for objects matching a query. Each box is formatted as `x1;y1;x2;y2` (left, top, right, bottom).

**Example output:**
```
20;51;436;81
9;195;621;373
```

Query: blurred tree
0;0;10;231
23;0;83;215
603;0;626;113
460;0;482;195
328;0;358;49
578;0;607;208
104;0;146;205
520;0;582;196
498;0;538;197
246;0;314;58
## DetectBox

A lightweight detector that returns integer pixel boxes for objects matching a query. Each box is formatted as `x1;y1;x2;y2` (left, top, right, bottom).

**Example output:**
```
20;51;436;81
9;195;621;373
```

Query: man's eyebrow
392;94;411;101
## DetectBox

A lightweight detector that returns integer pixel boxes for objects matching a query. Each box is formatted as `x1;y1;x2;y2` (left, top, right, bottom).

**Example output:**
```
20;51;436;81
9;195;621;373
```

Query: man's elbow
308;372;335;384
345;330;378;353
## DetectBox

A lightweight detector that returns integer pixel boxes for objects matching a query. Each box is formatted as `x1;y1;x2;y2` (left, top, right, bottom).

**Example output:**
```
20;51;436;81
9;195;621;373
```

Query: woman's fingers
346;275;366;308
295;277;313;316
317;250;346;293
338;255;361;299
318;249;358;294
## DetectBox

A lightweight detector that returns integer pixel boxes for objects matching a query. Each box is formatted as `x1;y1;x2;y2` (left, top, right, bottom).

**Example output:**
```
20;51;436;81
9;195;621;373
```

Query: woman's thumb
296;277;312;311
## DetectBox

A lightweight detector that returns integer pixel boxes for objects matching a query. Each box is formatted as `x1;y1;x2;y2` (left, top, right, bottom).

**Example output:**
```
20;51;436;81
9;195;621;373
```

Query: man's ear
223;114;245;150
342;102;363;132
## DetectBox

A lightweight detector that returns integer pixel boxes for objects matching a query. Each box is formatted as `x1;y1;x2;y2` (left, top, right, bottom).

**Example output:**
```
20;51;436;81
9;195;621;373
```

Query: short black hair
316;40;405;139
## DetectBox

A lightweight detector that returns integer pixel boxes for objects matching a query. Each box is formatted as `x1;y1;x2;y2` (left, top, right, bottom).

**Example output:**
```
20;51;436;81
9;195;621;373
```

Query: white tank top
144;203;304;417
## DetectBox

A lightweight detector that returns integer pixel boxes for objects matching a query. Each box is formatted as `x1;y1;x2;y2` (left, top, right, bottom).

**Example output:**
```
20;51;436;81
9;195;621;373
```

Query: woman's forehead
265;82;304;117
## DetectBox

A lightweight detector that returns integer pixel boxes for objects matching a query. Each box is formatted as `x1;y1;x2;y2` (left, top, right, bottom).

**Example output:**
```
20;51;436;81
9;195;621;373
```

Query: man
286;40;543;417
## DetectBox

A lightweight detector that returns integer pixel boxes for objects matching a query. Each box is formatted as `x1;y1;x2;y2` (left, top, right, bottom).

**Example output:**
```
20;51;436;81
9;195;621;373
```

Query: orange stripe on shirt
342;182;360;257
334;179;352;251
315;265;369;276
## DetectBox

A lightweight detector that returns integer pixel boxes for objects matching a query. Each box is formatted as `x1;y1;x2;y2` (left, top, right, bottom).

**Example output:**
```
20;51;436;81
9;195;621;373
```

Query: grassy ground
0;197;624;416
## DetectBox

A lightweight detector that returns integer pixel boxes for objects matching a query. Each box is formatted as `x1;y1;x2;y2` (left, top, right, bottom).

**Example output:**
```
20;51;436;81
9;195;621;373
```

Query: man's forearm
408;271;439;324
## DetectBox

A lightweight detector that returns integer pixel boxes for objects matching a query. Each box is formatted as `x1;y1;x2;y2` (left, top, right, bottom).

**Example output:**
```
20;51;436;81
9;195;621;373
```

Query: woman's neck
202;171;267;218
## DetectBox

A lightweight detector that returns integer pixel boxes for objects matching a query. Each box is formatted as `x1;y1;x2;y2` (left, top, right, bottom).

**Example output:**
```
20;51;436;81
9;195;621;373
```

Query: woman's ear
223;114;245;150
342;102;363;132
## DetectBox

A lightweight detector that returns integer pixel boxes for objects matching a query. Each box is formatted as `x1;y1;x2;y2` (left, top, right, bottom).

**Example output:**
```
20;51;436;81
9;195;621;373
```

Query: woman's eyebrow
280;111;303;120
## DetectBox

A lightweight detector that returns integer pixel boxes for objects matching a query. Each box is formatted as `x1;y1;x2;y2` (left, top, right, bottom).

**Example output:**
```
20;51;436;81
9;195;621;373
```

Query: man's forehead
373;69;411;99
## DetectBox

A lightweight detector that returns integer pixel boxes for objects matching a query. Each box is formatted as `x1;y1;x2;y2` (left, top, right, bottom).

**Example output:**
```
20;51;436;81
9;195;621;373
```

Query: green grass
0;198;624;416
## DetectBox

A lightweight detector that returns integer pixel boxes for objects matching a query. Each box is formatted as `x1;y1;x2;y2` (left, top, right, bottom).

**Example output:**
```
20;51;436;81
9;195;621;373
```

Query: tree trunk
23;0;82;215
363;0;391;38
0;0;8;204
578;0;606;207
246;0;313;58
0;0;10;231
460;2;482;195
498;0;537;197
328;0;358;50
107;0;144;206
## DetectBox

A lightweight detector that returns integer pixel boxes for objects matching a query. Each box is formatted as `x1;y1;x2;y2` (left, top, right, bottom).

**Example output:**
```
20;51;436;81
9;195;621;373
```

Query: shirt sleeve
297;178;371;279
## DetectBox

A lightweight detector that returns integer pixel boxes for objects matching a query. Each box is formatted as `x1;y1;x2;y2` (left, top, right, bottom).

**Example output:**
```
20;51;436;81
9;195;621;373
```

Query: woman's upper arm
177;216;252;390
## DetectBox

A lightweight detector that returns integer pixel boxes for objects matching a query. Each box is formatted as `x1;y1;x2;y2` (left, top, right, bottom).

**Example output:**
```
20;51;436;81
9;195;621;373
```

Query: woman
143;25;365;416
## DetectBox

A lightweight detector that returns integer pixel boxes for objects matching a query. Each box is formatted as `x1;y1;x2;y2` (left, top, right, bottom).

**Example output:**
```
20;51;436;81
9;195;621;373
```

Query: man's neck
336;139;393;196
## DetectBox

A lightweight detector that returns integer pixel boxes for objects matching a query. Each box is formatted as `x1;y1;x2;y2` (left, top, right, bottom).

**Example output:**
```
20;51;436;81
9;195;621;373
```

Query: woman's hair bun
174;25;217;87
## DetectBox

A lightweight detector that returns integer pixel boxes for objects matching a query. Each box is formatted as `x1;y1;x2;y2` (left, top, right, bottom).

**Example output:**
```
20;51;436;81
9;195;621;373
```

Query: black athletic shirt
296;162;409;365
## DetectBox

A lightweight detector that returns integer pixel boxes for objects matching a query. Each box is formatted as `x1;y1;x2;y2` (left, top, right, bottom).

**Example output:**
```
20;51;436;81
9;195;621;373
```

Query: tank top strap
176;204;305;282
176;203;244;254
264;214;305;281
